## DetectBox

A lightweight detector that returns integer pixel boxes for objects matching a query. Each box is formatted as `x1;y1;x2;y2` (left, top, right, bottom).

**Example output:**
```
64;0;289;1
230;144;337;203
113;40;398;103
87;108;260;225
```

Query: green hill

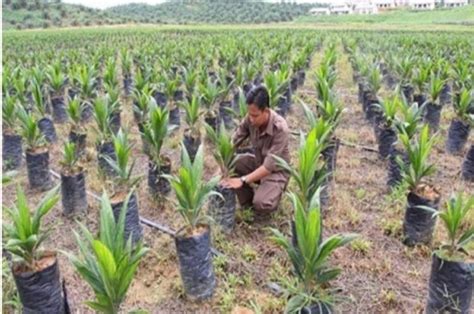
2;0;133;30
106;1;316;24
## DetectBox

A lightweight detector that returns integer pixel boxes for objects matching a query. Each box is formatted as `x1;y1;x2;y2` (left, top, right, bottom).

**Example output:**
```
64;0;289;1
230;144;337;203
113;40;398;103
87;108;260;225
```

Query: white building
372;0;396;8
309;7;331;15
394;0;410;5
443;0;468;7
354;2;379;13
409;0;435;9
330;3;354;14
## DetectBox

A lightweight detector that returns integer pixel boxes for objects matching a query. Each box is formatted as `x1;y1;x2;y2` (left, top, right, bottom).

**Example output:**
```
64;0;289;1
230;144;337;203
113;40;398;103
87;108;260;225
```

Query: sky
62;0;323;10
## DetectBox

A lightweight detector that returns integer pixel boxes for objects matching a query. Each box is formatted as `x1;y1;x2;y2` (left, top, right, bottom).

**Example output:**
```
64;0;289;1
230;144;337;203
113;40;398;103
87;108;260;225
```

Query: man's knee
252;197;278;214
234;154;256;175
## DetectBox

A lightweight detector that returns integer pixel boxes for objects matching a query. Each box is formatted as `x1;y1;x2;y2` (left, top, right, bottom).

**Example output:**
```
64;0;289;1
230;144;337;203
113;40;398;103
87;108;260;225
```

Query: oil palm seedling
121;49;133;95
412;62;430;107
364;64;383;124
424;72;445;131
387;93;425;188
105;82;122;134
32;79;57;143
2;94;22;170
17;107;52;191
132;84;155;125
446;88;473;154
66;97;87;157
451;58;472;96
181;95;202;162
162;72;181;126
66;191;148;313
3;185;67;313
103;129;143;245
141;105;176;199
77;65;97;122
103;57;119;89
396;55;415;103
205;122;238;232
163;144;220;300
60;142;87;216
270;193;357;313
274;125;328;210
398;125;439;246
217;68;236;128
422;193;474;313
375;94;401;159
199;77;224;131
93;96;116;177
47;64;67;123
263;69;290;117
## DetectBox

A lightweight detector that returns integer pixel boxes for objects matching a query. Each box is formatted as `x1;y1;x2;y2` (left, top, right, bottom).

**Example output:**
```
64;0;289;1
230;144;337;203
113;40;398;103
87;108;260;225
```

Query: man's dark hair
246;85;269;110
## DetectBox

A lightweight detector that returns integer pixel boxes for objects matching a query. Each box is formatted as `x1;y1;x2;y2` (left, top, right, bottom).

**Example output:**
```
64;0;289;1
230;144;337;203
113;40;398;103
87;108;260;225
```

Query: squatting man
221;85;290;217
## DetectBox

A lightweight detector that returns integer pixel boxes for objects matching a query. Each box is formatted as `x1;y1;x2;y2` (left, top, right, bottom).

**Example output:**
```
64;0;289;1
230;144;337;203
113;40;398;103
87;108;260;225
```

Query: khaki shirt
232;109;290;174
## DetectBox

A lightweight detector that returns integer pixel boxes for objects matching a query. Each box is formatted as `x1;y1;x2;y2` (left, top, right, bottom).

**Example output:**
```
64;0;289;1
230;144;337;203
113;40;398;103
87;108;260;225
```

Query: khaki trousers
234;154;289;214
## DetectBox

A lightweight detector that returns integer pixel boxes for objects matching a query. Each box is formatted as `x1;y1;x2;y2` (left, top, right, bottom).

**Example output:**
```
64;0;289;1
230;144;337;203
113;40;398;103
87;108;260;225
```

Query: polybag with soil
175;226;216;301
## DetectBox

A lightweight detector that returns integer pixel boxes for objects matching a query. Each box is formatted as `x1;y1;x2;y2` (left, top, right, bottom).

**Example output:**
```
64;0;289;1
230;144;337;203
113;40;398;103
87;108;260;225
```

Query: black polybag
175;226;215;301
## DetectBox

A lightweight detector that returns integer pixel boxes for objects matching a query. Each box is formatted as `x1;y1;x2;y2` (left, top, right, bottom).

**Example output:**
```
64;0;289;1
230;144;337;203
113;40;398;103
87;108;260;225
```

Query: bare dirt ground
2;43;473;314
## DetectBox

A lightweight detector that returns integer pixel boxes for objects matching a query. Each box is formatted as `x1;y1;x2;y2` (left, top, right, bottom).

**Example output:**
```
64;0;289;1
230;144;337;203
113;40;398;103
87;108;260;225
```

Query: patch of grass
242;244;258;263
350;238;372;255
355;188;366;200
380;289;398;306
380;218;402;237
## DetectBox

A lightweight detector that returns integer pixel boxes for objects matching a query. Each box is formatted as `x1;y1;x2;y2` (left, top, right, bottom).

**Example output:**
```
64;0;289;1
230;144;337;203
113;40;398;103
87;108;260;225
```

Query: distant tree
42;10;50;19
60;8;67;17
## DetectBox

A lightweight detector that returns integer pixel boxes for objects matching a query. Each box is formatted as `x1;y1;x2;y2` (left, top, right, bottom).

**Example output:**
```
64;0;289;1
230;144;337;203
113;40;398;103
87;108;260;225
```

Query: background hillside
107;1;316;24
2;0;133;29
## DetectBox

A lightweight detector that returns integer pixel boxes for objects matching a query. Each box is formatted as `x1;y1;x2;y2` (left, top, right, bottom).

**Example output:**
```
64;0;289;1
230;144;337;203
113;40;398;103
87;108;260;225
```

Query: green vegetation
108;1;314;25
2;0;131;30
296;6;474;25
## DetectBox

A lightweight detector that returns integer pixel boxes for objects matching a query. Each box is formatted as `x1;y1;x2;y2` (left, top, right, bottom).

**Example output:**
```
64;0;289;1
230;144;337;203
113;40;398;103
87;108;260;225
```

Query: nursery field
2;27;473;313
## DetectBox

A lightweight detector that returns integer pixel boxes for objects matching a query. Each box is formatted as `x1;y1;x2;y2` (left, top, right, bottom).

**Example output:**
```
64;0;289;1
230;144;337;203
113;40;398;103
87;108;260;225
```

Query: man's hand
220;177;243;189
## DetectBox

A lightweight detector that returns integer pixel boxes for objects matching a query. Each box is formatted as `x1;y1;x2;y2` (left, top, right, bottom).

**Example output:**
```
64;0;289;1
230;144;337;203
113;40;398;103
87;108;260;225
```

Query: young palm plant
163;144;219;300
66;97;87;156
47;64;67;123
374;94;401;158
424;72;445;130
270;192;357;313
2;93;23;170
3;185;67;313
104;129;143;245
93;96;116;177
66;192;148;313
141;105;176;198
399;125;440;246
199;77;222;131
77;65;97;122
60;142;87;216
105;82;122;134
205;123;238;232
181;95;202;162
423;193;474;313
17;106;52;191
446;88;473;154
32;80;57;143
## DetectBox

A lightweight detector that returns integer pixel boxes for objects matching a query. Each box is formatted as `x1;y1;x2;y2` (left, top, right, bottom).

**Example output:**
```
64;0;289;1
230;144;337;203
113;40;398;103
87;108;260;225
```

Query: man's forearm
245;165;271;184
